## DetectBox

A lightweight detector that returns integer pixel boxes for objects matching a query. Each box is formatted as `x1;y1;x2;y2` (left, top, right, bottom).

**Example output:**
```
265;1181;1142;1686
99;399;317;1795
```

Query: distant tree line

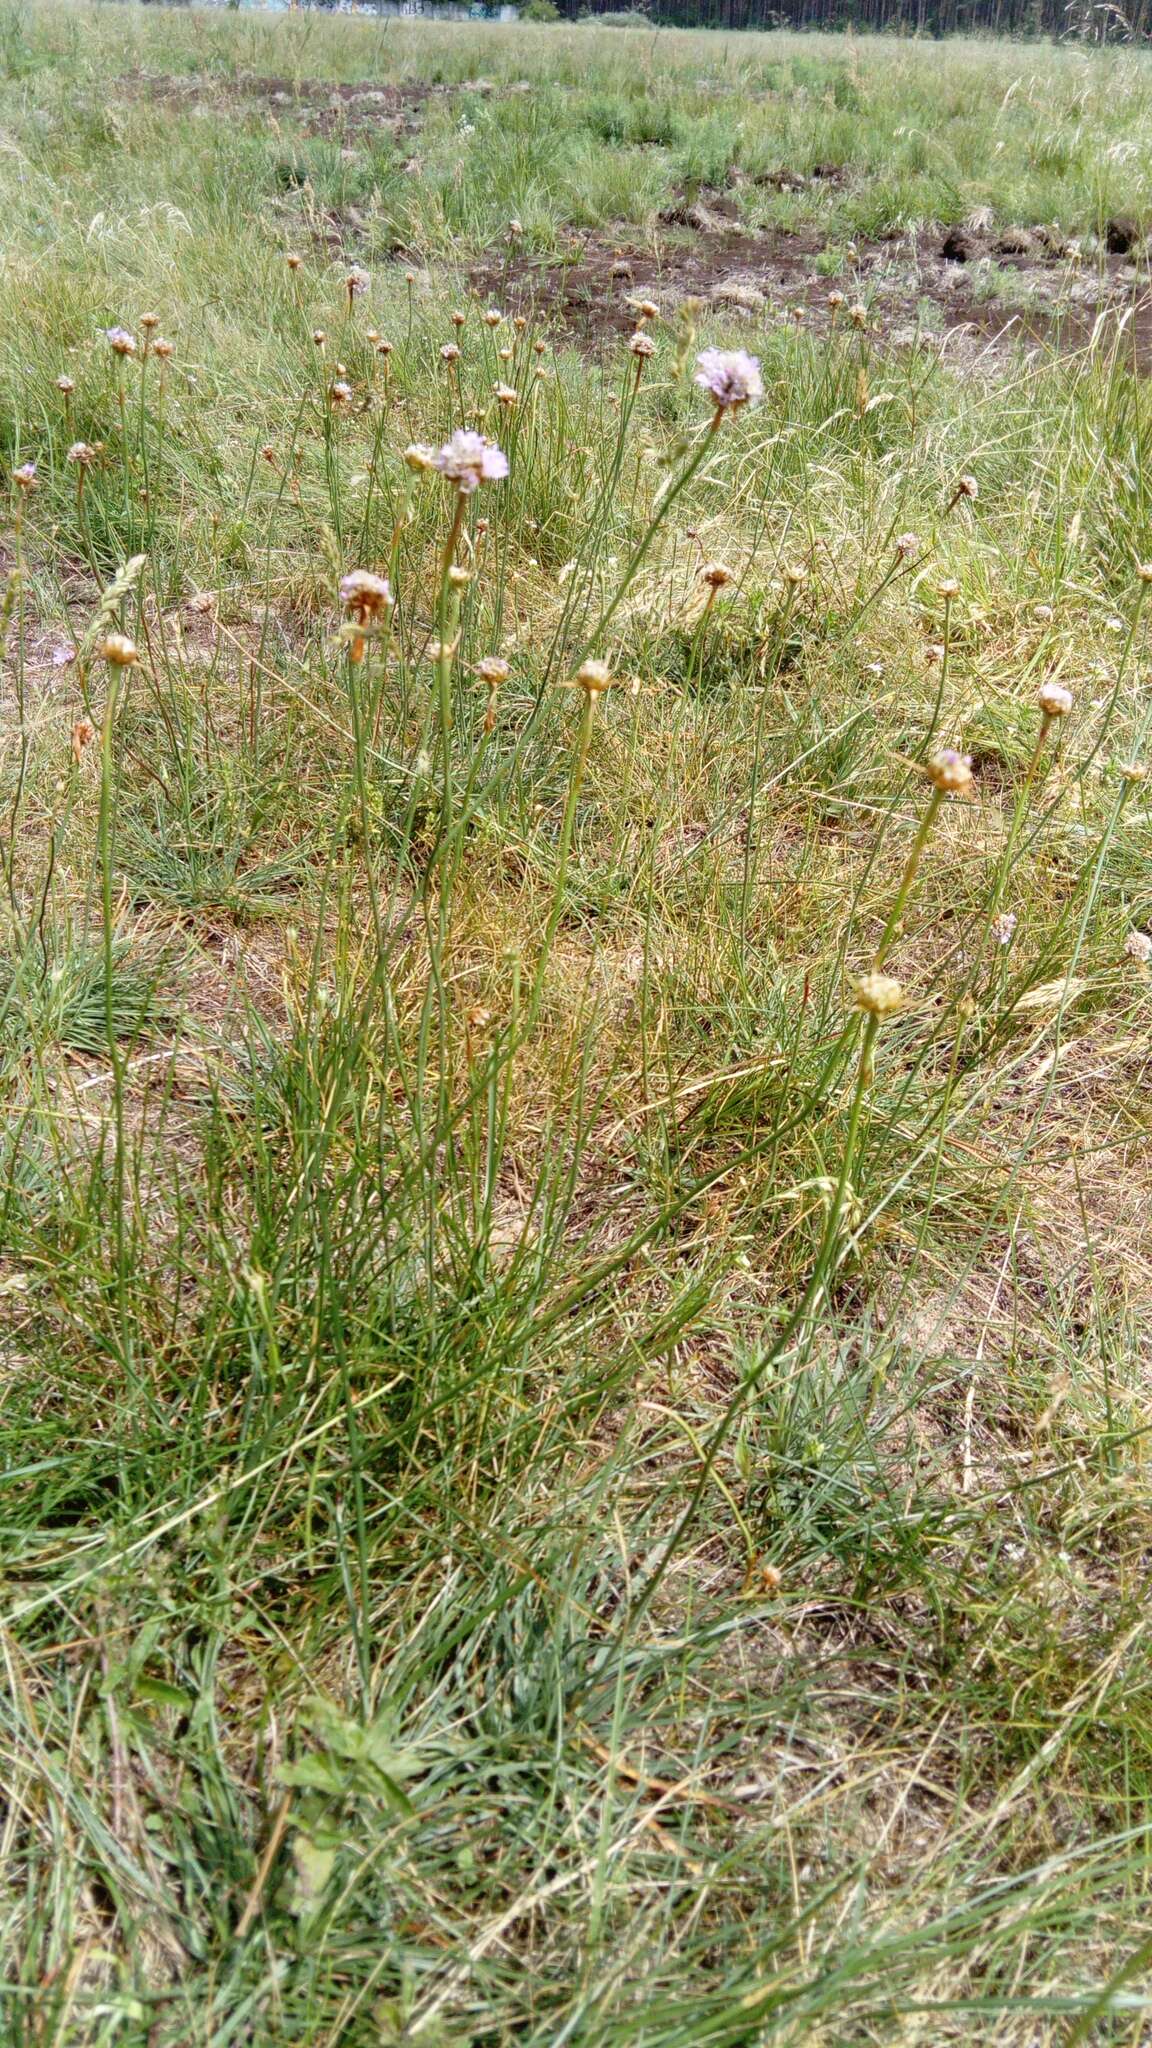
555;0;1144;35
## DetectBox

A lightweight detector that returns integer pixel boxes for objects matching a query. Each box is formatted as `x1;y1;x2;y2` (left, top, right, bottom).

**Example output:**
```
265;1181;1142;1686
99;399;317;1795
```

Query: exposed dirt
121;74;1152;368
126;67;515;142
470;218;1152;370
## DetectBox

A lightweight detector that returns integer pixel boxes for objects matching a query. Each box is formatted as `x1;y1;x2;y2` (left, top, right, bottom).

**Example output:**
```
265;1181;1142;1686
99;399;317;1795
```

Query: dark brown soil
469;219;1152;370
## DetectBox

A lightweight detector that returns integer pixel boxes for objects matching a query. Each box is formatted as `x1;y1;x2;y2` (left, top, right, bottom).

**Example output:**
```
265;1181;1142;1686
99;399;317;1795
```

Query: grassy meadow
4;5;1152;2043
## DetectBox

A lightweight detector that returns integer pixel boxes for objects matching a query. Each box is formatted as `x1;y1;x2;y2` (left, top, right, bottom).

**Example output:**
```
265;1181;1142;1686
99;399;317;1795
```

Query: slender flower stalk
875;749;973;967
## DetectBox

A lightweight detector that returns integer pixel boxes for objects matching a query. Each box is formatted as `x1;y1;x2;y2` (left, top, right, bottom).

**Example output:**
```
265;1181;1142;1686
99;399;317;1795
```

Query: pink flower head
694;347;763;410
432;430;509;495
106;327;136;357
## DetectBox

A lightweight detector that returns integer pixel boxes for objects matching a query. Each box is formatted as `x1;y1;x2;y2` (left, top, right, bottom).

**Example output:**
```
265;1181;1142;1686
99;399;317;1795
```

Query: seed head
926;747;974;795
694;347;763;410
991;910;1017;946
849;302;869;327
924;642;945;664
895;531;920;560
1037;679;1074;719
701;561;733;588
854;972;904;1018
574;658;613;697
493;382;518;406
1119;759;1148;782
484;308;503;328
152;337;172;359
312;330;326;348
440;343;461;365
12;463;36;492
106;327;136;357
376;338;393;357
56;374;74;395
71;716;96;764
102;632;139;667
937;577;960;600
636;298;660;321
956;473;978;500
286;252;303;271
509;217;523;237
345;265;370;299
1137;562;1152;582
431;429;509;494
827;289;845;310
139;313;159;334
629;331;657;359
330;380;353;405
476;656;510;687
67;440;95;466
1125;929;1152;963
782;563;807;587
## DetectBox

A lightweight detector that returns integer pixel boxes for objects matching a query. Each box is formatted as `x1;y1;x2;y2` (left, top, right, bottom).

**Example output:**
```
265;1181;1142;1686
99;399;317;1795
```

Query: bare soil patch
470;218;1152;369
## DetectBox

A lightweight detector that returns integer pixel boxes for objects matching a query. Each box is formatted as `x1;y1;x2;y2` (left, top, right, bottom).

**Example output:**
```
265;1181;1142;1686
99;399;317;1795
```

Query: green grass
2;5;1152;2044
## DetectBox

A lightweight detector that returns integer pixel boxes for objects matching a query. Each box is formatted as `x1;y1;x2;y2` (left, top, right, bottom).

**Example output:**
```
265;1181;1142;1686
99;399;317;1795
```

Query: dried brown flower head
102;632;139;667
1038;679;1074;719
854;972;904;1018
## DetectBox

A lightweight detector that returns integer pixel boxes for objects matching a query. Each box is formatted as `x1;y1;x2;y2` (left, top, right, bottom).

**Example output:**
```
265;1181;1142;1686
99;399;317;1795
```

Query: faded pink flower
432;430;509;495
694;347;763;409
